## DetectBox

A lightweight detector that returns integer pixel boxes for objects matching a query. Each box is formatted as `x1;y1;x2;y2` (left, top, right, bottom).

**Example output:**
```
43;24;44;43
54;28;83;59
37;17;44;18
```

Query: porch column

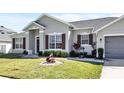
39;31;44;52
26;32;29;51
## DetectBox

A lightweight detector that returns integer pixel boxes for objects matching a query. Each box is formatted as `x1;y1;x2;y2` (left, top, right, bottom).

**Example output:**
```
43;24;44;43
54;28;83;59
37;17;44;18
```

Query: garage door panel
105;36;124;59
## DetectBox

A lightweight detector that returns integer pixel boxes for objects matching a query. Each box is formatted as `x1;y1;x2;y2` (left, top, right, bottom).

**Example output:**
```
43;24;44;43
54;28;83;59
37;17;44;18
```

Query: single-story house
0;26;16;53
11;14;124;59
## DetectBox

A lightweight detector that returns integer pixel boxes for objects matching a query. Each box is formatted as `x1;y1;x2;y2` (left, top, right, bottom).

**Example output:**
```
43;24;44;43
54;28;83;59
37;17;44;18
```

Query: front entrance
36;37;40;53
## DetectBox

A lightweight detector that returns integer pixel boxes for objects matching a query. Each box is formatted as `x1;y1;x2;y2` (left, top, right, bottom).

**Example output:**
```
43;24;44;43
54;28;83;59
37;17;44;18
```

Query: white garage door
105;36;124;59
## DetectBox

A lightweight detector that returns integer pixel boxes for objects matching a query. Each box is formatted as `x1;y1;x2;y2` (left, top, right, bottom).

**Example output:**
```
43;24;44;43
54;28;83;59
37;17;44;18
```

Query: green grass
0;58;103;79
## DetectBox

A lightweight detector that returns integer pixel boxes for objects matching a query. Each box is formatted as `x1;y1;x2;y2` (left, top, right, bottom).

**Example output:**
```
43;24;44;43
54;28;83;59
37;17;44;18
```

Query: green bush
86;55;94;58
92;49;97;58
69;50;79;57
43;51;52;56
43;51;68;57
55;51;61;57
98;48;104;59
0;53;22;59
23;50;28;55
79;52;87;57
38;51;43;56
61;51;68;57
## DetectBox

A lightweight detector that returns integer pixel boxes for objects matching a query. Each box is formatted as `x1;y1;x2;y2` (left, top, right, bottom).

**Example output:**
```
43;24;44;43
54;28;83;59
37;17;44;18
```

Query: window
81;35;89;45
49;34;62;49
15;38;23;49
1;32;5;34
0;45;6;53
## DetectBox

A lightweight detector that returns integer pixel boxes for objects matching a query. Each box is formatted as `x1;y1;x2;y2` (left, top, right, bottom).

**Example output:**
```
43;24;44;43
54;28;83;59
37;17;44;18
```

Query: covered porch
23;22;45;54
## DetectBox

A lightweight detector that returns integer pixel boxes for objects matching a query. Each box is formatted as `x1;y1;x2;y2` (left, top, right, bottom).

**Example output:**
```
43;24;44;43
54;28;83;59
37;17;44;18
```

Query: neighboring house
0;26;16;53
11;14;124;59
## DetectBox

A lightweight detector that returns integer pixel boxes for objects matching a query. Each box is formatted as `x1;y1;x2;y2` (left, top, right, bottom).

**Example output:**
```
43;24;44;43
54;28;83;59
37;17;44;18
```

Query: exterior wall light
100;38;102;42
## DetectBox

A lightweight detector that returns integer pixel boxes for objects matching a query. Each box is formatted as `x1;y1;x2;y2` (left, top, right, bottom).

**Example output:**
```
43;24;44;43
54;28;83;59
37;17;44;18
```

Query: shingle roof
0;26;16;42
0;26;16;33
70;17;118;31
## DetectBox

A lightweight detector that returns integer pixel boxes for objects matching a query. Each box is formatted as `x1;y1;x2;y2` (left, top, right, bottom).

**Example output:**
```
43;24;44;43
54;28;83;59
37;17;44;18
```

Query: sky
0;13;123;32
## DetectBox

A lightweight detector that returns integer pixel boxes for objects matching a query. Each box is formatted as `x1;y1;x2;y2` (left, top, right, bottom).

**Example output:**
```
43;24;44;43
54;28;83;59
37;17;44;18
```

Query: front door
36;37;40;53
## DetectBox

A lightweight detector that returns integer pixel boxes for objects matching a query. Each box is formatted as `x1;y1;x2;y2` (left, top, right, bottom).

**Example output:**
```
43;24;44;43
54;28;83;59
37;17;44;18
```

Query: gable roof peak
35;13;74;27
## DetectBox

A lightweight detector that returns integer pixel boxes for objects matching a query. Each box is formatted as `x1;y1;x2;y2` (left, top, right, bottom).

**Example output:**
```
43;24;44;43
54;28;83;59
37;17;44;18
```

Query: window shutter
89;34;93;45
45;35;49;49
77;35;81;44
23;37;26;49
62;33;65;49
12;38;15;49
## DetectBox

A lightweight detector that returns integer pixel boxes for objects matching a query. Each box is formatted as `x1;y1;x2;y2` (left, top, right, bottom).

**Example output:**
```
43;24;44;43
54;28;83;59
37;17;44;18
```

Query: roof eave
95;15;124;33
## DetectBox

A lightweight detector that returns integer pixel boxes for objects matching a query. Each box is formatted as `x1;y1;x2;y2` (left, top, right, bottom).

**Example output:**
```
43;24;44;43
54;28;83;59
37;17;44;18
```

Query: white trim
104;34;124;37
35;13;74;27
47;32;63;35
80;33;90;35
95;15;123;33
14;48;23;50
80;34;89;45
10;32;27;37
48;34;62;50
73;27;94;30
33;22;45;29
47;49;62;51
23;22;45;31
81;44;90;47
15;38;23;50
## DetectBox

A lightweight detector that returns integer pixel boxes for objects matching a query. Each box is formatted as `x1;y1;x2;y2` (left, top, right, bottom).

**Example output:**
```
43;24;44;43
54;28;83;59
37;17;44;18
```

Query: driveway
101;59;124;79
104;59;124;66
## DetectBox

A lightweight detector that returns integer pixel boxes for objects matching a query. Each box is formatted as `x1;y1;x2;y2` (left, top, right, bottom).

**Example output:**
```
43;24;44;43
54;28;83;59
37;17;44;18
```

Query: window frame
48;34;62;50
81;34;89;45
15;38;23;49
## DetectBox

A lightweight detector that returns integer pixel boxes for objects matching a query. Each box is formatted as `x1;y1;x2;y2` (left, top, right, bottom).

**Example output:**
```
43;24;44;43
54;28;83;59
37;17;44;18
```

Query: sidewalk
101;66;124;79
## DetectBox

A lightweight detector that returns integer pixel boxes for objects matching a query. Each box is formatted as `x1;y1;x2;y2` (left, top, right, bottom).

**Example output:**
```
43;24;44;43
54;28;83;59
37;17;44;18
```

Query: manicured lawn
0;58;103;79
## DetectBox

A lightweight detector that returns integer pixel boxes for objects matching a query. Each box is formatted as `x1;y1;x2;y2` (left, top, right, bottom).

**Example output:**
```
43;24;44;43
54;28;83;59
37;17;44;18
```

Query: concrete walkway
101;66;124;79
68;57;104;63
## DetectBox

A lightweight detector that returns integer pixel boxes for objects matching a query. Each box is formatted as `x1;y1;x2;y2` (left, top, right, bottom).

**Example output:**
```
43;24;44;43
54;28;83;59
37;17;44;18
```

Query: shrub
43;51;68;57
0;53;22;58
86;55;94;58
23;50;28;55
79;52;87;57
98;48;104;59
69;50;79;57
43;51;52;56
61;51;68;57
38;51;43;56
92;49;97;58
55;51;61;57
